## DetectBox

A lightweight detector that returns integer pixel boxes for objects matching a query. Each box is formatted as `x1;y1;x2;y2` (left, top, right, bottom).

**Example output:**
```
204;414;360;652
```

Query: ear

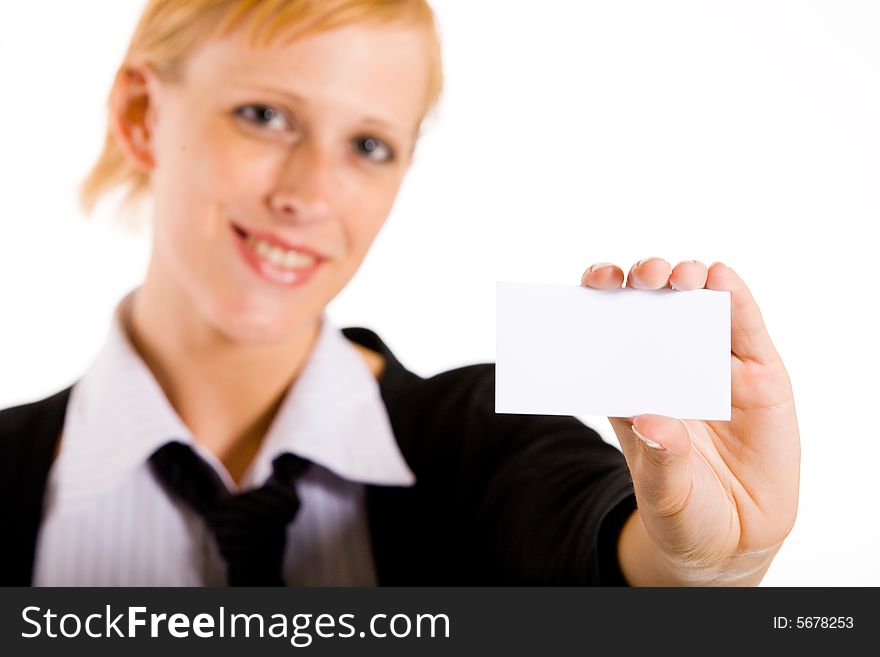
110;64;160;173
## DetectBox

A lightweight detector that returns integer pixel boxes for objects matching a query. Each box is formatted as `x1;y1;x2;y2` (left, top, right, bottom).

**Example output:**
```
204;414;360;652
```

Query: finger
626;257;672;289
581;263;625;289
669;260;709;291
608;414;694;518
705;262;780;365
609;415;691;458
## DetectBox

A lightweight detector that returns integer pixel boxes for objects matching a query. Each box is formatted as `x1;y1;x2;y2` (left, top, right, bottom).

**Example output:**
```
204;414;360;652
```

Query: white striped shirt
32;292;416;586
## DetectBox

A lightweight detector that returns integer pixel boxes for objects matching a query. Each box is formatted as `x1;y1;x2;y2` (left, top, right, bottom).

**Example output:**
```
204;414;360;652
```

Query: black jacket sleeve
474;366;637;584
388;363;638;585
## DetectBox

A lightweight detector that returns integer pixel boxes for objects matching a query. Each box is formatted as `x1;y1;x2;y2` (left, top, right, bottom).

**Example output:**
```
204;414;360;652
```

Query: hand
582;258;800;585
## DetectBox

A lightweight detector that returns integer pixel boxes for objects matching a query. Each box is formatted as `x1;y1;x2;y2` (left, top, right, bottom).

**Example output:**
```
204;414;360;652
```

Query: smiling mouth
231;223;324;287
232;224;319;270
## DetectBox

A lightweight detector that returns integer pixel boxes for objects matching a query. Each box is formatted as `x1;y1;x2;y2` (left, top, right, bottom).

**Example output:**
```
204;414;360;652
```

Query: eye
353;136;395;163
233;104;291;132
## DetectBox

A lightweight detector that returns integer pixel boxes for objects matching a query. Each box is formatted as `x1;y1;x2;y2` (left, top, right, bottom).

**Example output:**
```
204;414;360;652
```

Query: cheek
157;111;277;216
151;126;282;281
342;174;406;252
194;132;280;221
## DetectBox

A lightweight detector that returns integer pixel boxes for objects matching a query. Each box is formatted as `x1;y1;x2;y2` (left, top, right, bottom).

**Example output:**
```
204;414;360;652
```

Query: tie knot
148;441;312;585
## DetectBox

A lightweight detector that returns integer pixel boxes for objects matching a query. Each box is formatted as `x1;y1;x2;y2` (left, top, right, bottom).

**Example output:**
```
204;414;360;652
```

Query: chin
203;295;317;346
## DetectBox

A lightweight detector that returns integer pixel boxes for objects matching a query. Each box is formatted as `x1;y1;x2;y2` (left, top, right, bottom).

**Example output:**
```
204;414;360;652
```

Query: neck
126;281;321;485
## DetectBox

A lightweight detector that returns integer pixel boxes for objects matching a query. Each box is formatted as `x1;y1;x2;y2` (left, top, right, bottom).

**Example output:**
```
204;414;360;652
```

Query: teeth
245;235;317;270
268;246;286;266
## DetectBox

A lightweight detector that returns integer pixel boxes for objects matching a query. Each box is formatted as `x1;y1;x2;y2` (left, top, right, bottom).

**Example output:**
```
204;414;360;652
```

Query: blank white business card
496;282;731;421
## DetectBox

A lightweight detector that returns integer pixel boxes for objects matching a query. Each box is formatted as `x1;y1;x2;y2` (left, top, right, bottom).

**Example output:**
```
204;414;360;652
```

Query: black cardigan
0;326;638;586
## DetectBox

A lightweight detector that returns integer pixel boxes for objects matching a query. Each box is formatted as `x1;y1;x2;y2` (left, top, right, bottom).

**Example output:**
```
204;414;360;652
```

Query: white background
1;1;878;585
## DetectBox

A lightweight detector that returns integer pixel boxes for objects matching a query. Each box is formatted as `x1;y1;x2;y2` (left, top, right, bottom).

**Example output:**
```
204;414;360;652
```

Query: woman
0;0;800;586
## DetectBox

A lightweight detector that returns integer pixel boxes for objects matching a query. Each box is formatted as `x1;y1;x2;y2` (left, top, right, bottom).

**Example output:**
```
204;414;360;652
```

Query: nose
268;142;336;224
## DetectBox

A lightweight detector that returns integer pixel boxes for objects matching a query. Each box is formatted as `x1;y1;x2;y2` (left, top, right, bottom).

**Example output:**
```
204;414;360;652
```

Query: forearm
616;509;778;586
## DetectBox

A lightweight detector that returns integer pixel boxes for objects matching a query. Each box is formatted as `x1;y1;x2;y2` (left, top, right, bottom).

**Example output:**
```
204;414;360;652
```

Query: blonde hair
80;0;443;219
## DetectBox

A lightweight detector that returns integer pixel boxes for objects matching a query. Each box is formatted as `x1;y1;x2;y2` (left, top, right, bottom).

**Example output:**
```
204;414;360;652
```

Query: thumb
610;414;694;518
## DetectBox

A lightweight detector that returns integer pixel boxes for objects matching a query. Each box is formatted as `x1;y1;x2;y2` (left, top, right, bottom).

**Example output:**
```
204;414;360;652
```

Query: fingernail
636;257;670;270
590;262;615;272
632;425;664;450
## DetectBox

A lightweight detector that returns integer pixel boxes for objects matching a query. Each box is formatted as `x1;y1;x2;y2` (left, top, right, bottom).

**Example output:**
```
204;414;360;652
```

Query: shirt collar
240;306;415;489
51;290;414;516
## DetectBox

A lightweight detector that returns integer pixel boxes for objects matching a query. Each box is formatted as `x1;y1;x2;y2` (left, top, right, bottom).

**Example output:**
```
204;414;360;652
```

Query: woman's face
137;20;431;342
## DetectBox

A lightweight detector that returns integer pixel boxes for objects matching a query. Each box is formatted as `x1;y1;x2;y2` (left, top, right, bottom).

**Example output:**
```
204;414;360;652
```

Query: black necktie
148;441;311;586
